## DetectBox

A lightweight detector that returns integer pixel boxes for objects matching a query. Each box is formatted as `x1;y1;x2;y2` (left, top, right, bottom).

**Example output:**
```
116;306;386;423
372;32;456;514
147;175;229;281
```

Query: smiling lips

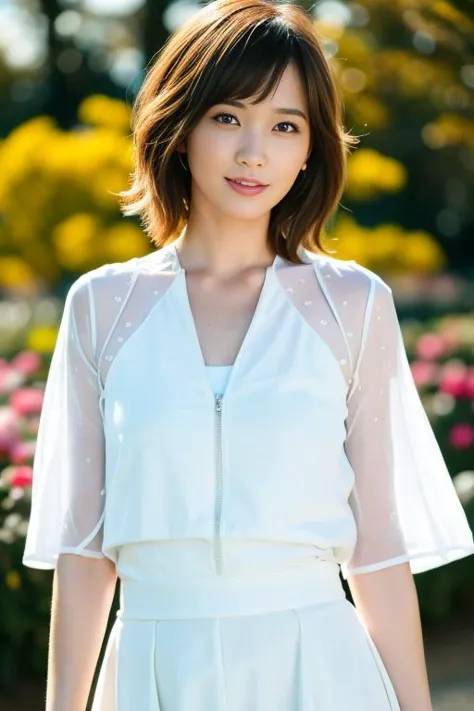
225;177;269;195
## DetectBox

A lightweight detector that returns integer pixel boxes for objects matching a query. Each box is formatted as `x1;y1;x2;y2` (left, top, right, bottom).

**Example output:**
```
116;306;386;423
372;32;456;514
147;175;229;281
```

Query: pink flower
439;363;467;398
464;367;474;399
449;423;474;450
12;350;42;377
9;465;33;488
10;439;36;464
416;333;446;361
449;424;474;449
410;360;438;387
9;387;44;416
0;407;20;454
0;358;10;374
0;368;24;396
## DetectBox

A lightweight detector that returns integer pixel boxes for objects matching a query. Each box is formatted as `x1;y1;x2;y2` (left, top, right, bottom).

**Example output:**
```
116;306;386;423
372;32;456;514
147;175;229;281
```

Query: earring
301;163;307;171
178;152;189;171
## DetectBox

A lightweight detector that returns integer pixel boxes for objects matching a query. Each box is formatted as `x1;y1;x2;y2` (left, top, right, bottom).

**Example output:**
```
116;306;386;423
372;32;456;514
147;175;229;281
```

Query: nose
236;134;267;168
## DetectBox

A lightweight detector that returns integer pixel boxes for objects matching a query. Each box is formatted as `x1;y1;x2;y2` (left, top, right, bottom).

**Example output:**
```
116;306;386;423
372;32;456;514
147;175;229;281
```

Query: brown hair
118;0;359;264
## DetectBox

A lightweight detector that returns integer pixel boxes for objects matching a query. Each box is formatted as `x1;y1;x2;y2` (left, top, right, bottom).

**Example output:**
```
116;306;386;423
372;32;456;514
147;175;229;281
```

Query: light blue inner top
205;364;233;395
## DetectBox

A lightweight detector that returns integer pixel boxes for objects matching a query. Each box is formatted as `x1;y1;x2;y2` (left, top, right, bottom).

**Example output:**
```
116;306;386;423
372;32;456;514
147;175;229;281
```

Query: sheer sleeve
22;274;106;570
340;275;474;580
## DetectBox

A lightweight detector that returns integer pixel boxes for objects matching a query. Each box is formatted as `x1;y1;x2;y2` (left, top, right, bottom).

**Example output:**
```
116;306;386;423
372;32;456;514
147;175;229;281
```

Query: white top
206;365;233;395
22;241;474;579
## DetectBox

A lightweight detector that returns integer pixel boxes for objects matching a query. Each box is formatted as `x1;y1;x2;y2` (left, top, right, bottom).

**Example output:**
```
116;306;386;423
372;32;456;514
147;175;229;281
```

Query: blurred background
0;0;473;709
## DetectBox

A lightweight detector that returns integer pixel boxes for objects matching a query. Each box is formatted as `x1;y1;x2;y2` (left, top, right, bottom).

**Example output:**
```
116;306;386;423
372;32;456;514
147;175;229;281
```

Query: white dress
22;241;474;710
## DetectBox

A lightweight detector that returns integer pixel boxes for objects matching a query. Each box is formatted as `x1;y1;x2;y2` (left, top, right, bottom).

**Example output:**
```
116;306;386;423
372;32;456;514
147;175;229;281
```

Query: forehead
260;63;308;108
220;63;309;113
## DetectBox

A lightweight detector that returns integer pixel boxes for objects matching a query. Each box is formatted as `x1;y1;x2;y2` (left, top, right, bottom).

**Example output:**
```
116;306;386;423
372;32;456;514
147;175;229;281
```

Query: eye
213;112;239;125
275;122;299;134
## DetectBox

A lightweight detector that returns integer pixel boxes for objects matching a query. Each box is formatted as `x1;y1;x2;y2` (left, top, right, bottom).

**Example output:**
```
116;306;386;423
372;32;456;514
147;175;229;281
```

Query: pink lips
225;178;269;196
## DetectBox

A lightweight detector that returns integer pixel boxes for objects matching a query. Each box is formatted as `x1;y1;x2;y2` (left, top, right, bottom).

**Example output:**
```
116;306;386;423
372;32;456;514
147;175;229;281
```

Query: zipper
214;393;224;574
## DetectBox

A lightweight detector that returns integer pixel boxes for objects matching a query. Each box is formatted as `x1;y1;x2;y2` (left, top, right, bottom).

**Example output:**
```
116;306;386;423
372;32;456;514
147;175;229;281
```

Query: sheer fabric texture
23;242;474;577
23;275;105;567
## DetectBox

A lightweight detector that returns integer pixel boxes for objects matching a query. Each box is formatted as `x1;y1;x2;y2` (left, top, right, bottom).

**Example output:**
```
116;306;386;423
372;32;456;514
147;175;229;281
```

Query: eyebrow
218;99;308;123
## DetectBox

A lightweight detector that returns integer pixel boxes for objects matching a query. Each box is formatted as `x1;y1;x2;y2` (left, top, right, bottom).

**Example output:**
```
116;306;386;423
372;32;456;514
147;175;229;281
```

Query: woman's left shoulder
303;250;392;297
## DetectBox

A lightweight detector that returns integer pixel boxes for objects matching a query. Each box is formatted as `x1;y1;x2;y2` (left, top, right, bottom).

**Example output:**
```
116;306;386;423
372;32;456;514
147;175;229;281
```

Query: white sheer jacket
22;242;474;579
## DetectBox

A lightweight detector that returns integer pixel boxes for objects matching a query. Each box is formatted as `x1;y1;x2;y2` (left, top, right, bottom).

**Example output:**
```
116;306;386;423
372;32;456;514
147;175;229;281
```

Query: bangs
194;19;303;111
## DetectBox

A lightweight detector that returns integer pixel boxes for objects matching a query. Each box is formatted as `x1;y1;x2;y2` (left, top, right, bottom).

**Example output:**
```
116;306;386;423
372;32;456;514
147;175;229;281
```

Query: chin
220;205;271;221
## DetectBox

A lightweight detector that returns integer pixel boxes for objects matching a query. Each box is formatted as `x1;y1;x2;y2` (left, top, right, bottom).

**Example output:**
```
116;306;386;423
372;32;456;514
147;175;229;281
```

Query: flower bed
0;350;53;690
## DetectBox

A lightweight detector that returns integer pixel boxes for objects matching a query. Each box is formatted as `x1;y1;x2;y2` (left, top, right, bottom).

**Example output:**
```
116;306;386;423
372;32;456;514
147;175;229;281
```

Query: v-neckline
171;243;278;398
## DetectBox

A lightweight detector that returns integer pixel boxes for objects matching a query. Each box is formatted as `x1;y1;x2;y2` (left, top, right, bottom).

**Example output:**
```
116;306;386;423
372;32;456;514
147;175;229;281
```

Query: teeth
234;180;260;186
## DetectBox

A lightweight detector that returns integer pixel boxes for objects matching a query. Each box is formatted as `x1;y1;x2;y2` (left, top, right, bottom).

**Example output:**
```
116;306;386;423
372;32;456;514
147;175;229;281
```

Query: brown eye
275;122;299;134
213;113;238;125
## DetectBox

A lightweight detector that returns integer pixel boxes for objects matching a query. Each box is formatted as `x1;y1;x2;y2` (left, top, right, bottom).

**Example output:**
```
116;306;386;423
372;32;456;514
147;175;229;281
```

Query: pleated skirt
91;550;401;711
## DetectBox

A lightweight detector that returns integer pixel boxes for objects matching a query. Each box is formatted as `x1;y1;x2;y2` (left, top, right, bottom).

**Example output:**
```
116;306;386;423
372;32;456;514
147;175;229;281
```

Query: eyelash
212;112;300;134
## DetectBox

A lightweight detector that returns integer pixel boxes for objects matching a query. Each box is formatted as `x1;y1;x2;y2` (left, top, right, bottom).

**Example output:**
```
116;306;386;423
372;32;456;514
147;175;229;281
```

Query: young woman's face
182;62;311;223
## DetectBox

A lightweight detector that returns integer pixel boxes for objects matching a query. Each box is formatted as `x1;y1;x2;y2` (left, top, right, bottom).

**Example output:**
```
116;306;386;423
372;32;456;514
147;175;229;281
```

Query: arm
47;555;117;711
340;272;474;707
347;564;432;711
22;274;113;708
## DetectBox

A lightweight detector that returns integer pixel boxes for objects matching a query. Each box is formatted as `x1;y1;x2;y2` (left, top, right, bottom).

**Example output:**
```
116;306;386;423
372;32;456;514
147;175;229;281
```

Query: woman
23;1;474;710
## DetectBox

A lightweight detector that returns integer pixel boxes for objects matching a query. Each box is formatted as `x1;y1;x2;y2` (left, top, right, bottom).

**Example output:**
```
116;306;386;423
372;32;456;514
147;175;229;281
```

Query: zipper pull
215;394;223;411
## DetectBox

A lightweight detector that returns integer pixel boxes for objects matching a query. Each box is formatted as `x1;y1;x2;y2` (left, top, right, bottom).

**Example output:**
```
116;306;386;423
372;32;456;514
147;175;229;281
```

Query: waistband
117;560;346;620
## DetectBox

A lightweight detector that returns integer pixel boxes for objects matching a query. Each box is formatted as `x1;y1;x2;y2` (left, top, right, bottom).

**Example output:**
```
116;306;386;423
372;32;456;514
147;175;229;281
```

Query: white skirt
91;546;401;711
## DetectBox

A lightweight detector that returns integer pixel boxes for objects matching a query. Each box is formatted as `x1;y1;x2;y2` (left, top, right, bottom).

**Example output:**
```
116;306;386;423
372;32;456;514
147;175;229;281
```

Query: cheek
272;138;308;173
266;149;305;199
188;125;229;165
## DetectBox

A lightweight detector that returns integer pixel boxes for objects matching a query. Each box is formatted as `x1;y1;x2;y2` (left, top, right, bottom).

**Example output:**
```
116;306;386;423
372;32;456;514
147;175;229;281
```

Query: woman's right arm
22;275;115;709
47;555;117;711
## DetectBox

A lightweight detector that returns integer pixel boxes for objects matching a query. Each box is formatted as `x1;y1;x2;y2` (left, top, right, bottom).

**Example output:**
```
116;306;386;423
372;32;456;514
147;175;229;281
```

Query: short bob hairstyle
118;0;359;265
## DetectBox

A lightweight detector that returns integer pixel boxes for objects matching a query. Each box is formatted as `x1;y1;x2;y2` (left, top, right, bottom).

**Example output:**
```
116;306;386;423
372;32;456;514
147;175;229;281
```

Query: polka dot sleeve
340;276;474;579
22;274;106;570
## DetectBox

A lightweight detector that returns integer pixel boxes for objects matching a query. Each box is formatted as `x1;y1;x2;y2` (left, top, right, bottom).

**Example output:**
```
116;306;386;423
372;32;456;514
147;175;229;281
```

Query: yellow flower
27;326;59;354
369;224;403;263
329;216;371;263
423;114;474;149
78;95;132;133
345;95;390;131
314;20;345;42
374;50;454;98
52;213;100;272
329;216;445;275
100;223;151;263
0;257;38;289
433;2;474;31
337;30;373;68
5;570;21;591
403;231;447;272
93;167;132;209
346;149;407;201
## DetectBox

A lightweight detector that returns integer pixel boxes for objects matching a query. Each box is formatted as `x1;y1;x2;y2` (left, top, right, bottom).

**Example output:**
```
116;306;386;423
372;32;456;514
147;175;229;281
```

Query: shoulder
303;250;393;303
64;250;169;306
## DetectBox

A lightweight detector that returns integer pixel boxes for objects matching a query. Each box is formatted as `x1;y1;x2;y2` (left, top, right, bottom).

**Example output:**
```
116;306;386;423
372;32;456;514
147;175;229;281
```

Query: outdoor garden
0;1;473;708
